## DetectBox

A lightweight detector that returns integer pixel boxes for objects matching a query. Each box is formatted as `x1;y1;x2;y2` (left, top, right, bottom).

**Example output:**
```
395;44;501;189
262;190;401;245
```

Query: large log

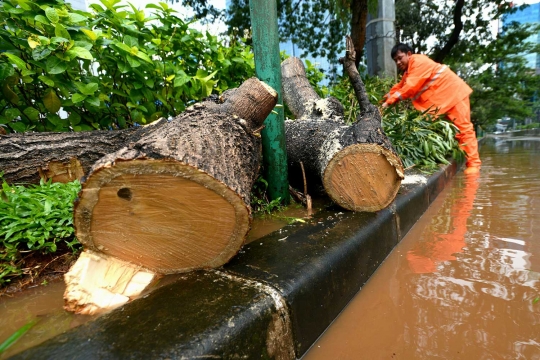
63;78;278;314
283;37;404;212
0;129;138;184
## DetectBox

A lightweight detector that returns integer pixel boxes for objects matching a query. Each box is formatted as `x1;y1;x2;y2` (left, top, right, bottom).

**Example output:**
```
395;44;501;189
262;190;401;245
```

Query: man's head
391;43;414;72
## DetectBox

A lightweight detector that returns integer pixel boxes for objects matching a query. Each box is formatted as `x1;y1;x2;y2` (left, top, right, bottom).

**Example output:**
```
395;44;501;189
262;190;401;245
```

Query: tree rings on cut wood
74;160;250;273
323;144;403;212
282;50;404;213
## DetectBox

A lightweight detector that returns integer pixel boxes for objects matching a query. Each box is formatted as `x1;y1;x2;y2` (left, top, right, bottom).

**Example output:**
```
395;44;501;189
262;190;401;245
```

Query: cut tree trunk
0;128;138;184
282;38;404;212
63;78;278;314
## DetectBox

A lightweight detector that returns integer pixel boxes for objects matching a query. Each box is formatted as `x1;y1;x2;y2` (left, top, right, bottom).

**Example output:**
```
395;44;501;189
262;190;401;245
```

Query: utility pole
249;0;290;204
365;0;397;78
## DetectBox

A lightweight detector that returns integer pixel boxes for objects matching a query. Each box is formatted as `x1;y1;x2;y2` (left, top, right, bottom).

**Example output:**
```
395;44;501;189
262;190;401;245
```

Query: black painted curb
12;162;461;360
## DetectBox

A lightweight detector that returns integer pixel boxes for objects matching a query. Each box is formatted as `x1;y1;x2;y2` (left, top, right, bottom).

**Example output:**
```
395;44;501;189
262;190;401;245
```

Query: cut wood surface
62;78;277;314
283;37;404;212
74;78;277;273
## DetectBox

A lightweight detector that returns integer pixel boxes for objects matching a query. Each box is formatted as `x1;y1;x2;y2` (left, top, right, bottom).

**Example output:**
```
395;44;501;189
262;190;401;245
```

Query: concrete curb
12;163;461;360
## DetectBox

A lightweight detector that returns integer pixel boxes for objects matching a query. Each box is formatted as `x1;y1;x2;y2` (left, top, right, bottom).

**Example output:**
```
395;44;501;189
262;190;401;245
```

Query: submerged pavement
12;161;460;360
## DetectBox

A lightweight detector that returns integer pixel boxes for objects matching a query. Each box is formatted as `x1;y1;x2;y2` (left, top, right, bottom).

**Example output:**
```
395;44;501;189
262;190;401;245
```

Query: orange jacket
384;54;472;114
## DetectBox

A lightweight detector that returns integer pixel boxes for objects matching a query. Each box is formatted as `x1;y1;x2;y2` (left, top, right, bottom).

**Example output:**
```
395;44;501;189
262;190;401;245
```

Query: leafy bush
329;75;463;169
383;107;463;169
0;0;254;133
0;178;81;284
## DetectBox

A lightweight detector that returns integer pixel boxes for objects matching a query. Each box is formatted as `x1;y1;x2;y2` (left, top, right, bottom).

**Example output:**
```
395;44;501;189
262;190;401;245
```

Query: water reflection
305;137;540;360
407;172;480;274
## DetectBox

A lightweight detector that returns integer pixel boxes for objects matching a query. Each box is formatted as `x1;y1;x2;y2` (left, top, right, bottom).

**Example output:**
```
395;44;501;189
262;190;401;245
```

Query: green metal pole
249;0;289;204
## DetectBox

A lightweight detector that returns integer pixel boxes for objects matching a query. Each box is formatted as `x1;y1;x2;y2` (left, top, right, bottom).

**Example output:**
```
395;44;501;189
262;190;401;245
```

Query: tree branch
339;35;380;122
433;0;465;63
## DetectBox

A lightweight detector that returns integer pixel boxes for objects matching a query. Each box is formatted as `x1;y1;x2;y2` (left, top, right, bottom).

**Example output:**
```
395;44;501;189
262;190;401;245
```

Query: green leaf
174;70;191;88
68;13;87;23
9;122;26;133
3;53;27;71
4;108;21;121
81;29;97;41
0;64;15;80
74;41;93;50
46;114;63;126
43;90;61;113
126;55;141;68
66;47;93;60
23;107;40;121
124;35;139;48
54;24;71;40
2;84;19;104
27;35;41;49
45;57;67;74
85;96;100;107
74;82;98;96
67;112;81;126
34;15;50;24
112;41;132;53
32;48;52;61
45;7;59;23
38;75;55;87
135;51;152;64
0;320;38;353
72;93;86;103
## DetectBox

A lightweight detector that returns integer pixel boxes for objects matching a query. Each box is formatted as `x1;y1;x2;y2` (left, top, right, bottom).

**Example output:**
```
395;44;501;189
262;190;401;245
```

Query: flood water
304;136;540;359
0;203;311;358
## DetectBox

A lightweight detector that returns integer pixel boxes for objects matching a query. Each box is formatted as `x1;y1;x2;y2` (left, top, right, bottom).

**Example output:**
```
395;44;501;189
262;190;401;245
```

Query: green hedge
0;0;254;132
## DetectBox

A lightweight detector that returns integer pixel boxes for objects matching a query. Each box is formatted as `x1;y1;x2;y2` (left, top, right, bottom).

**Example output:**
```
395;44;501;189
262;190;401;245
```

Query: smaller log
283;37;404;212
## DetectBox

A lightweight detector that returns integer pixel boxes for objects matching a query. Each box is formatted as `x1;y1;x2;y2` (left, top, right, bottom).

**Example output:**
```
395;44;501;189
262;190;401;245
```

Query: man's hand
381;102;389;108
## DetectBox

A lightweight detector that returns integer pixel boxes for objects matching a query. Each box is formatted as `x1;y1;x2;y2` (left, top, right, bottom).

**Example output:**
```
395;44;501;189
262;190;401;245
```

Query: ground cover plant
0;177;81;287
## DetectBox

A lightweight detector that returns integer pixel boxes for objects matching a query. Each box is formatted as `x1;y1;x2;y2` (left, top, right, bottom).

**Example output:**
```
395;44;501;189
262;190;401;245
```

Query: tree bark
59;78;278;314
282;39;404;212
0;129;138;184
350;0;369;68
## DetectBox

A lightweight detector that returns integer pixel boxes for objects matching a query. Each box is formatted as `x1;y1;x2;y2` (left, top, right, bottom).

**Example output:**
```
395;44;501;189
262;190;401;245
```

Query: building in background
503;1;540;74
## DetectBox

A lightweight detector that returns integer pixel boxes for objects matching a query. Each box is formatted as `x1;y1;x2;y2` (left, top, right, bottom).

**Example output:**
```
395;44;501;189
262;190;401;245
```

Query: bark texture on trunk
74;78;277;274
282;57;344;122
60;78;277;315
0;129;138;184
282;40;404;212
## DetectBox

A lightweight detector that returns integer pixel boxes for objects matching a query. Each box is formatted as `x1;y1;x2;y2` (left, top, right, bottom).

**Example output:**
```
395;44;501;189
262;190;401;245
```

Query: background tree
226;0;378;68
459;22;540;129
395;0;520;64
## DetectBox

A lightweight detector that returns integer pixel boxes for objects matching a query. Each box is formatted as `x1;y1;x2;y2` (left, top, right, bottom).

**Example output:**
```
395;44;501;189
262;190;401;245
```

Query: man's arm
383;56;434;106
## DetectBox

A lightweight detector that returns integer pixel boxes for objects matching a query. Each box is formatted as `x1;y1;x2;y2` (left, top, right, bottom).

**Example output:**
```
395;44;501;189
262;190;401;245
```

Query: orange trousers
445;96;481;168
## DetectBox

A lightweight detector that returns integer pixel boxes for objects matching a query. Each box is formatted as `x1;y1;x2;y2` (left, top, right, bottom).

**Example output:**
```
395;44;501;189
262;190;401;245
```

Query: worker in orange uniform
381;43;481;174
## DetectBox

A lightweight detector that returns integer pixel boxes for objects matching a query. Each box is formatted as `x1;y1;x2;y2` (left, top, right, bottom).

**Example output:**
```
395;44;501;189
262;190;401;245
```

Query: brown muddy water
0;203;311;358
304;136;540;360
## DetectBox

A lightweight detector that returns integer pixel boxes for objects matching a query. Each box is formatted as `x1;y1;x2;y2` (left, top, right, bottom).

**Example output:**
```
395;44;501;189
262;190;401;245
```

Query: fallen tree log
63;78;278;314
0;128;138;184
283;37;404;212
